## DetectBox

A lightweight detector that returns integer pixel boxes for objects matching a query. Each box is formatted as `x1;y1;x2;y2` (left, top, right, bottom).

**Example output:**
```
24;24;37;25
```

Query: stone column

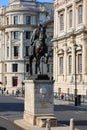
55;45;58;81
81;33;87;80
54;9;58;37
83;0;87;26
20;31;24;59
53;46;55;80
73;0;76;28
71;37;75;76
9;32;12;59
9;15;11;25
64;43;67;81
53;43;58;81
72;45;75;75
64;7;67;33
5;32;7;60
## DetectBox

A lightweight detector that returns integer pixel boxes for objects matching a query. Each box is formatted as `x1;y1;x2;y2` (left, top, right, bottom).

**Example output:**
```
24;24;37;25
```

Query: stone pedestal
23;80;57;127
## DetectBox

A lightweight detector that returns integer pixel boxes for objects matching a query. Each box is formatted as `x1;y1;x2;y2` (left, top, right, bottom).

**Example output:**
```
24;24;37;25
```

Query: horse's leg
35;59;37;74
29;55;33;75
37;57;41;74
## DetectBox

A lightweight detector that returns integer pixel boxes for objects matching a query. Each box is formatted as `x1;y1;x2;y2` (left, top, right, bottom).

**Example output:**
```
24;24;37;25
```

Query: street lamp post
74;44;78;106
21;55;26;97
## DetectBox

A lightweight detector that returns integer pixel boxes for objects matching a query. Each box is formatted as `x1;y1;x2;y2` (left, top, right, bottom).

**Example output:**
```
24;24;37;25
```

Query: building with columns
53;0;87;96
0;0;53;93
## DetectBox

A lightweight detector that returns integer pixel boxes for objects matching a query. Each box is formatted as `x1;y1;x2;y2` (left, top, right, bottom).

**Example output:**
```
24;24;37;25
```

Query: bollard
46;119;51;130
70;118;75;130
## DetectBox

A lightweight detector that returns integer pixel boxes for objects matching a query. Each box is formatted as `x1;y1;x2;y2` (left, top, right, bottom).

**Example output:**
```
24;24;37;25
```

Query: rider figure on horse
29;24;42;56
28;23;48;76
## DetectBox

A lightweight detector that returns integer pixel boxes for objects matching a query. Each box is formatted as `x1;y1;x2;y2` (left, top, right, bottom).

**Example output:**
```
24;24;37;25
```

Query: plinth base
24;111;57;127
36;116;57;127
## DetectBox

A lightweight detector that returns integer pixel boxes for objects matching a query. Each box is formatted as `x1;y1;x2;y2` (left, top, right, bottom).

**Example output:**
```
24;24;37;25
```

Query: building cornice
0;24;38;31
53;28;87;42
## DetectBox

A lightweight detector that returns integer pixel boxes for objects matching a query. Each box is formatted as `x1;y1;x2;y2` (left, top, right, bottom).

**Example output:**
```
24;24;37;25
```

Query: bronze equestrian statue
28;24;48;76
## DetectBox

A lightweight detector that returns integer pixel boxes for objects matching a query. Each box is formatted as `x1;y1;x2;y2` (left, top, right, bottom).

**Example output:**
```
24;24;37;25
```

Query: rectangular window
14;16;18;24
25;31;31;39
26;64;29;72
7;47;9;57
14;32;18;39
12;77;18;87
69;55;72;74
78;54;82;73
5;77;7;85
69;10;72;28
78;5;83;24
5;64;7;72
59;57;63;74
25;46;29;56
60;14;64;31
14;46;18;57
12;64;18;72
26;16;31;24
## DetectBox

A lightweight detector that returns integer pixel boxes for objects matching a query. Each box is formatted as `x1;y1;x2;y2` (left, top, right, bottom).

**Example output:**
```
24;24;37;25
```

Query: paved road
0;95;24;130
54;100;87;130
0;117;24;130
0;95;87;130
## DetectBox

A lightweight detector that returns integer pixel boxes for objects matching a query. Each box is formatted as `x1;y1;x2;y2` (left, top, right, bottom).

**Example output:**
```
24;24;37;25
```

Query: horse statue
28;24;48;76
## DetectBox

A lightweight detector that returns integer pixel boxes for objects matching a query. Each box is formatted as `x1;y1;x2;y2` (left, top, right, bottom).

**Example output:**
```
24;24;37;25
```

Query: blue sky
0;0;53;6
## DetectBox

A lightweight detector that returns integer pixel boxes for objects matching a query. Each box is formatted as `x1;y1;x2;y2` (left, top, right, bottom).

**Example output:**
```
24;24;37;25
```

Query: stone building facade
0;0;53;93
53;0;87;96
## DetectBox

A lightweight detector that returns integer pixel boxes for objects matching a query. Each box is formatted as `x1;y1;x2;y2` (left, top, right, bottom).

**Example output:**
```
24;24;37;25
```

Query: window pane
69;10;72;28
78;5;83;24
78;54;82;73
12;77;18;87
5;64;7;72
25;46;29;56
7;47;9;57
25;31;31;39
26;16;31;24
14;32;18;39
60;14;64;31
5;76;7;85
60;57;63;74
14;46;18;56
69;55;72;74
12;64;18;72
14;16;18;24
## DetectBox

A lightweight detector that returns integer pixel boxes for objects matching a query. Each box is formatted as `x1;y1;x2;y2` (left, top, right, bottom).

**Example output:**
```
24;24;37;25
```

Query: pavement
0;96;86;130
14;119;78;130
0;116;24;130
13;99;82;130
54;99;87;110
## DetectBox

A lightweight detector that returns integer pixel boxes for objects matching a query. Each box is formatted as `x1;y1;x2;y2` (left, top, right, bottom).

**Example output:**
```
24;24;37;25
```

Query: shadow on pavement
0;103;24;112
54;105;87;111
0;127;7;130
58;120;87;126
